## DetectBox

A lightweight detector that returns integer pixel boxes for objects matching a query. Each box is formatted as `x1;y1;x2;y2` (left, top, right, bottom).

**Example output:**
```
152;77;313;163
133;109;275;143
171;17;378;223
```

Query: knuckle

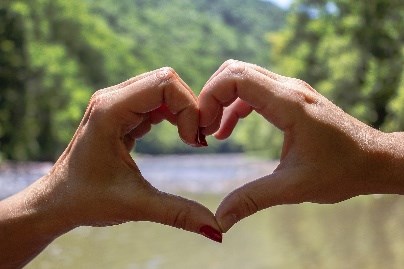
87;90;111;121
291;90;307;105
89;90;105;109
89;90;102;103
171;207;191;229
224;59;237;66
286;78;319;103
226;61;247;76
156;67;177;83
287;89;319;112
292;78;314;91
236;192;259;217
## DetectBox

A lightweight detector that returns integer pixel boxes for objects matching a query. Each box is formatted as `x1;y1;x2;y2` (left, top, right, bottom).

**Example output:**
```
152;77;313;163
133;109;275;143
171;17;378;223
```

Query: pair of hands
29;60;401;243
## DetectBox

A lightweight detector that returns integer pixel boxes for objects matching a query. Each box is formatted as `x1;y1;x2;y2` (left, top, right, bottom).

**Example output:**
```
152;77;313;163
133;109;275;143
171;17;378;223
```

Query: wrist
0;179;71;268
4;176;73;239
361;131;404;195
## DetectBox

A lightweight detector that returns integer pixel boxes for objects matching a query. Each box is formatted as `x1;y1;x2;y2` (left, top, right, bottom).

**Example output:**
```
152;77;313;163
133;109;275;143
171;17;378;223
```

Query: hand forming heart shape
26;60;394;244
3;60;403;269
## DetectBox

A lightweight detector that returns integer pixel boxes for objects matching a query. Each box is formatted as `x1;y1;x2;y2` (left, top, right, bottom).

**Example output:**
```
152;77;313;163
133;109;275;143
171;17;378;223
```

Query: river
0;154;278;199
1;154;403;269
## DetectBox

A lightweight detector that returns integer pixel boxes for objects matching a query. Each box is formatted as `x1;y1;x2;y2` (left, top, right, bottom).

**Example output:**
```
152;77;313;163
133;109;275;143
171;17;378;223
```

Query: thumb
144;190;223;243
215;170;300;233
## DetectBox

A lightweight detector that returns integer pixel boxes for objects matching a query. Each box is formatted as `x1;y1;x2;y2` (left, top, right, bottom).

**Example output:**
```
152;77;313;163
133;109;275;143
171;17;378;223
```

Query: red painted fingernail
198;128;208;147
199;225;222;243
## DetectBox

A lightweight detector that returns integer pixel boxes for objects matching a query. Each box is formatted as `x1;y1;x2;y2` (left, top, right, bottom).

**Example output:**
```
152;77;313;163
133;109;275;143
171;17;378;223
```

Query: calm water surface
0;154;403;268
0;154;277;198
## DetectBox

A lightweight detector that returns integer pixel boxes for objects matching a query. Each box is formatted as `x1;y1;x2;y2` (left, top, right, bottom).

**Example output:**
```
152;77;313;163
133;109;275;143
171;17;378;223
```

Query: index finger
93;68;199;145
199;61;300;131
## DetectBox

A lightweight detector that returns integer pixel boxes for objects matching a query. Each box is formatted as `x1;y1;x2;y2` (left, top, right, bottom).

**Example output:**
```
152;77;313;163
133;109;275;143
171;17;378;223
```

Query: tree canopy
0;0;286;160
240;0;404;157
1;0;403;161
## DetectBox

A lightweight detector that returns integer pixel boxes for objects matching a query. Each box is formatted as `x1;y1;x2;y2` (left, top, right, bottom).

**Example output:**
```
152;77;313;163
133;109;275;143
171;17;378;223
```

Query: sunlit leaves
0;0;286;160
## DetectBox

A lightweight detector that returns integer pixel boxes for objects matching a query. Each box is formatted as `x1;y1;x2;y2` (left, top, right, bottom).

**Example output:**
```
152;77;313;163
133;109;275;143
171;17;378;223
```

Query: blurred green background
1;0;403;161
1;1;404;268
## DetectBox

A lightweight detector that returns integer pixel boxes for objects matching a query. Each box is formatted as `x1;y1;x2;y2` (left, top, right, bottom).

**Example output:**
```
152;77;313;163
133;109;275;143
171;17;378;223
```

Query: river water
1;155;403;269
0;154;279;199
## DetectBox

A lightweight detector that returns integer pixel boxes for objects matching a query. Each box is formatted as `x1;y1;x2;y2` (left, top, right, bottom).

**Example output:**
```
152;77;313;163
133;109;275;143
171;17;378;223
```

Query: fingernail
199;225;222;243
198;128;208;147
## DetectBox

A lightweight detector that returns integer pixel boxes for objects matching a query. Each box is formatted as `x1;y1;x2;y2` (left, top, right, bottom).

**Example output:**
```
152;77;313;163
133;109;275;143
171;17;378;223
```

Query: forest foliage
239;0;404;156
0;0;403;161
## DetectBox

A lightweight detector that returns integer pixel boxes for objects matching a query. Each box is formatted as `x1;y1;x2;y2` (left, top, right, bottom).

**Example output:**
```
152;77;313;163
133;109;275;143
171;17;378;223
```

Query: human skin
198;60;404;233
1;61;404;268
0;68;221;269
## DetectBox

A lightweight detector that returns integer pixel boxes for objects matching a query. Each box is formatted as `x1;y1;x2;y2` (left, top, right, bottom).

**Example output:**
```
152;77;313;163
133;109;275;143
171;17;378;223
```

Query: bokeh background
1;0;403;268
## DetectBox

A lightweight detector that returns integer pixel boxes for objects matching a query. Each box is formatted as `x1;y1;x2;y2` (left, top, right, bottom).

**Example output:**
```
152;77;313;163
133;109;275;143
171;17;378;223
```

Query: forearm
0;178;70;269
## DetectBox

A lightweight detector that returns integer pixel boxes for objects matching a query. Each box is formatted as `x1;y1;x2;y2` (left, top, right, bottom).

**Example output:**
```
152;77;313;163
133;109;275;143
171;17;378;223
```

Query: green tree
86;0;287;155
1;0;287;160
233;0;404;158
0;0;139;160
270;0;403;129
0;2;31;160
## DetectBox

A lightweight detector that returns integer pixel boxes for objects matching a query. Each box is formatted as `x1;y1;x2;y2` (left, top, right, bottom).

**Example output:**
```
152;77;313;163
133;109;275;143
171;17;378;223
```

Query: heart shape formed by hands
46;60;388;244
